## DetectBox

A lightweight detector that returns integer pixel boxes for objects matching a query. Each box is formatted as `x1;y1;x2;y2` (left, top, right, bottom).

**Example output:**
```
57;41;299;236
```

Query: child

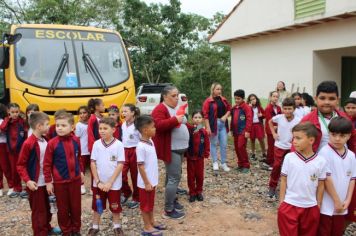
292;92;308;118
278;122;327;236
247;94;266;160
75;105;90;195
17;112;54;235
317;117;355;236
344;97;356;126
264;91;282;169
0;103;27;198
87;98;105;153
267;98;300;198
25;104;39;137
301;92;314;113
135;115;165;235
186;111;210;202
120;104;141;209
88;117;125;236
46;109;67;140
300;81;356;152
230;89;252;173
108;105;122;141
44;112;83;236
0;104;12;197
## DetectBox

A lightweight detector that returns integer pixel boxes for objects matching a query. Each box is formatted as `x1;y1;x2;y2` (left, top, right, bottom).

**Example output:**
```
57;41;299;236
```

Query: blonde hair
210;82;222;97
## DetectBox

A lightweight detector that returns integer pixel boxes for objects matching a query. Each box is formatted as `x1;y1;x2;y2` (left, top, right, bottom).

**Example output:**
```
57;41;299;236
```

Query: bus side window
0;69;5;99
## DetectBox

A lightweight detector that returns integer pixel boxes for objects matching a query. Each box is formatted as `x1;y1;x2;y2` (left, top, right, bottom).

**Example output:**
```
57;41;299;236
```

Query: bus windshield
14;28;129;89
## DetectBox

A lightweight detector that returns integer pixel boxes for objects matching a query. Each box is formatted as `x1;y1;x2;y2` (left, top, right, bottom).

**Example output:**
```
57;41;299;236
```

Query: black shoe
176;187;188;195
19;191;28;199
174;200;184;212
163;209;185;220
250;153;256;160
196;194;204;201
189;195;196;202
267;187;276;198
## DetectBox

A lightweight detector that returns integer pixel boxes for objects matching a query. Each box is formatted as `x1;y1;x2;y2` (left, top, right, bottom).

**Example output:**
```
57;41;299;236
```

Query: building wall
210;0;356;43
230;17;356;100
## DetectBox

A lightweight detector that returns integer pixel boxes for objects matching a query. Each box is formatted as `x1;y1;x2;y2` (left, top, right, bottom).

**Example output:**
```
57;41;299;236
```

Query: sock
113;223;121;229
92;224;99;229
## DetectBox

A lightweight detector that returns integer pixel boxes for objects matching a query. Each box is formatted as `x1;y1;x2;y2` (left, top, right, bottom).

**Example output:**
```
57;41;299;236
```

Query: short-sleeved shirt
294;107;307;119
281;152;327;208
75;122;89;155
136;140;159;188
37;138;47;187
252;107;259;123
272;114;300;150
91;138;125;190
318;113;338;150
319;144;356;216
122;121;140;148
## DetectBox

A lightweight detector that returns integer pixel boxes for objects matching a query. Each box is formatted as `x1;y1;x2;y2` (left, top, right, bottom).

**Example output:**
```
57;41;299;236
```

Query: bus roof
10;24;117;34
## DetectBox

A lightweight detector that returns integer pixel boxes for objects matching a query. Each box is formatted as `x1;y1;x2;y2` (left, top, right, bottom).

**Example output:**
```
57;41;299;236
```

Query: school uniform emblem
129;134;134;139
240;115;246;121
346;170;351;177
310;173;318;182
20;131;25;137
110;155;117;161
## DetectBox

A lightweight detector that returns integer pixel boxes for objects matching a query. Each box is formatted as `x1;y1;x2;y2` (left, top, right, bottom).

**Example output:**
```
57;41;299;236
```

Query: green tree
117;0;201;86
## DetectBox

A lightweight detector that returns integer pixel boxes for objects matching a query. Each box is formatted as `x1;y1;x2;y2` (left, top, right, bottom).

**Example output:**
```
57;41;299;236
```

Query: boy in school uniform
17;112;53;236
278;122;327;236
267;98;301;198
43;112;83;236
88;117;125;236
136;115;166;235
230;89;252;173
300;81;356;153
317;117;355;236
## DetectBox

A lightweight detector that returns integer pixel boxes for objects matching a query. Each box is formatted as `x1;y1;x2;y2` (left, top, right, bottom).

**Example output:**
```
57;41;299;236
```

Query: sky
142;0;238;18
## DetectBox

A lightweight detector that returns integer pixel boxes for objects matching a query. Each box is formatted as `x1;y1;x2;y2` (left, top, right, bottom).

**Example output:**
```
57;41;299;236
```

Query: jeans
209;119;227;164
164;150;185;211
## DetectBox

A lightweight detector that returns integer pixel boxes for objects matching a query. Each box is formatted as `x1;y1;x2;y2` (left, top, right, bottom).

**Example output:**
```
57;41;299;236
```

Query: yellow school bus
0;24;135;119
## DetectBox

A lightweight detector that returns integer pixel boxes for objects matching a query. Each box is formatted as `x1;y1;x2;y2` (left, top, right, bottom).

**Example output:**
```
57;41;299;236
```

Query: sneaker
162;209;185;220
212;162;219;171
250;153;256;160
120;195;129;205
261;162;272;171
241;168;250;174
113;227;124;236
268;166;273;171
9;191;20;198
176;187;188;195
174;200;184;212
0;189;3;197
127;200;139;209
221;163;230;172
189;195;196;203
7;188;13;196
88;228;99;236
48;227;61;235
20;190;29;199
196;194;204;201
267;188;276;198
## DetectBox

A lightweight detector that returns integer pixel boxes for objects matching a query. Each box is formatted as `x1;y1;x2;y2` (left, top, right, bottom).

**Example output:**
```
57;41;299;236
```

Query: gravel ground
0;146;355;235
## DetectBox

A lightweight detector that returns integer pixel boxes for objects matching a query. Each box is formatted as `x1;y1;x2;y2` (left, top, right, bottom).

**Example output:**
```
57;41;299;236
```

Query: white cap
350;91;356;98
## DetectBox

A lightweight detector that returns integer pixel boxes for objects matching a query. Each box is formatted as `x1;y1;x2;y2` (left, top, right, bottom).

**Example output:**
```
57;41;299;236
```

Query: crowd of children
0;80;354;236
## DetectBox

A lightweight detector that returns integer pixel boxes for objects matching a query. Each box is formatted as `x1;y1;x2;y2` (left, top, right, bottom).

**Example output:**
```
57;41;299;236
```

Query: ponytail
124;103;140;122
88;98;102;114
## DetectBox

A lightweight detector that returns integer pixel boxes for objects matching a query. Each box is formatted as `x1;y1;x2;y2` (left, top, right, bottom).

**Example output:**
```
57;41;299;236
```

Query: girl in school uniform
247;94;266;160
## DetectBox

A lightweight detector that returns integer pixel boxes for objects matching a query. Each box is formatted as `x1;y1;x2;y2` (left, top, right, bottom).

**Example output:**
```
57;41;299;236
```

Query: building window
295;0;326;19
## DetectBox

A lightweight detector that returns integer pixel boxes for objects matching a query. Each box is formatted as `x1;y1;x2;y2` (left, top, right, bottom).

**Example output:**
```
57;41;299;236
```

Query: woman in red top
202;83;231;172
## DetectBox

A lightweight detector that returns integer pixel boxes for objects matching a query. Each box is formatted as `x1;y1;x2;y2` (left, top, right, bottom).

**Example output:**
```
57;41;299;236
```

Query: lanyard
318;111;334;132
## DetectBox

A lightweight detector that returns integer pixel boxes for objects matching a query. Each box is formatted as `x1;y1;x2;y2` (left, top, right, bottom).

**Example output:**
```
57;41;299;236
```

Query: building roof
209;0;356;44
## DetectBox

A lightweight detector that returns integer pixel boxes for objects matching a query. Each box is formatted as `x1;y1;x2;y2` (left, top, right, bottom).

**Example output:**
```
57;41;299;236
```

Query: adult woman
202;83;231;172
276;81;291;106
152;85;189;220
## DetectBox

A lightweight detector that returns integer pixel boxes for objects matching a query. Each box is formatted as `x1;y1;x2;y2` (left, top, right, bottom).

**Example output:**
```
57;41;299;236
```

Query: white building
209;0;356;103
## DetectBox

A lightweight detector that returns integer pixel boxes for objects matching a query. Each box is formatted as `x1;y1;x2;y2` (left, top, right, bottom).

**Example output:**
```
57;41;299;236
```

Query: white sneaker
7;188;13;196
81;185;86;195
0;189;3;197
221;163;230;172
212;162;219;171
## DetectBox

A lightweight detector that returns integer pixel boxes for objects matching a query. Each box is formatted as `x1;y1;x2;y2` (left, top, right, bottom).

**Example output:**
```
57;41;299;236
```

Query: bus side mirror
0;47;9;69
